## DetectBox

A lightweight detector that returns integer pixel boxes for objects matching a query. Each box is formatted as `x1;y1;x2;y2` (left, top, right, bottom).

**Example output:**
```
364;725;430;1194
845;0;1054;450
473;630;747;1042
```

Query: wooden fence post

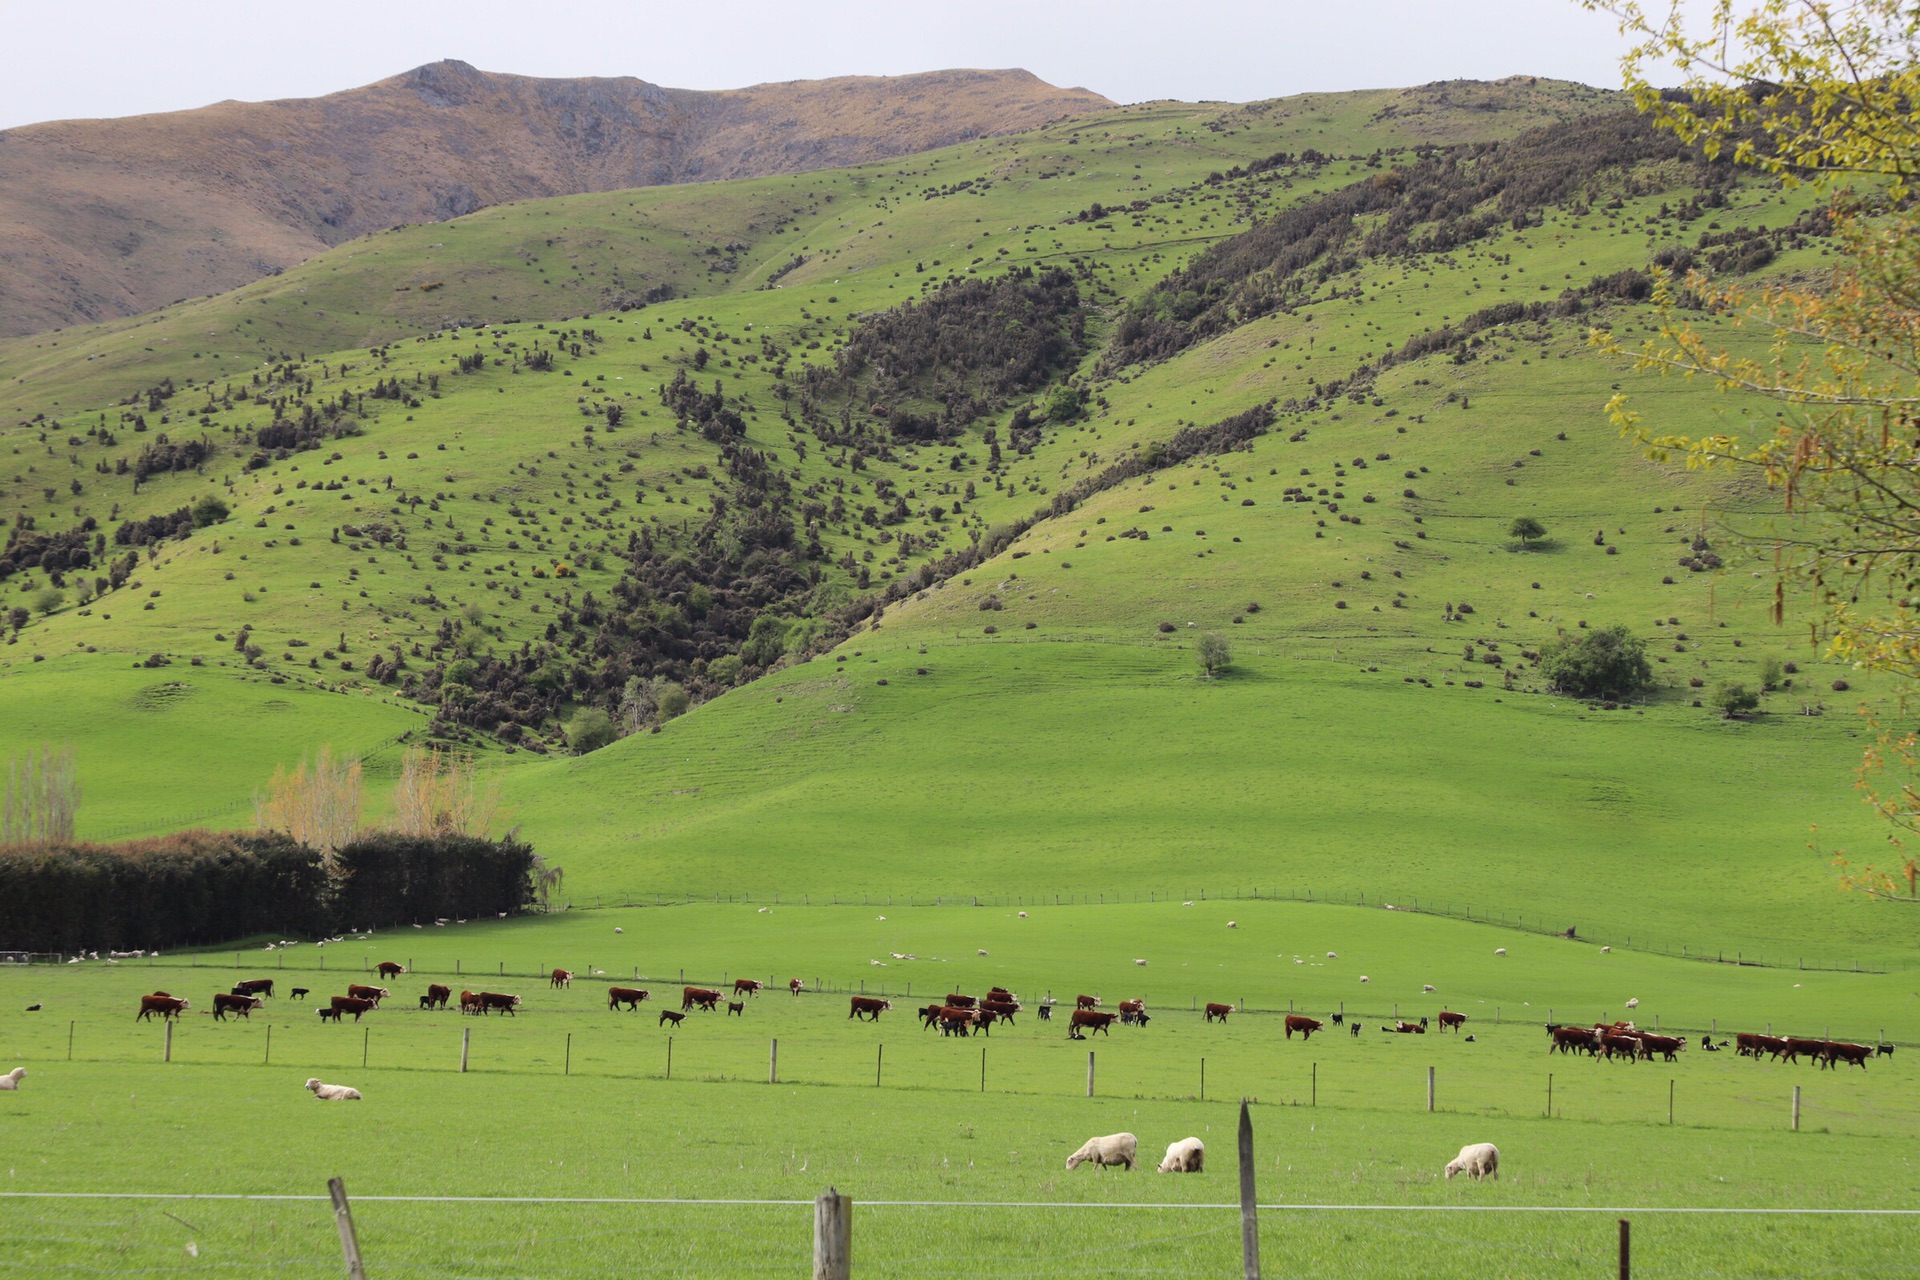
770;1038;779;1085
1311;1061;1317;1107
813;1187;851;1280
1617;1217;1630;1280
565;1032;572;1077
329;1176;368;1280
460;1026;470;1073
1427;1066;1435;1112
67;1020;74;1062
1238;1100;1261;1280
667;1036;673;1080
361;1027;369;1069
164;1020;172;1063
980;1044;987;1093
1792;1085;1801;1131
1086;1050;1095;1098
876;1043;883;1088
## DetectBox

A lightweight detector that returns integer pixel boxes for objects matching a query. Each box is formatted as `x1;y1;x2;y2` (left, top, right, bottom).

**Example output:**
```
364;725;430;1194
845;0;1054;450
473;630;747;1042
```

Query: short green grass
0;903;1912;1276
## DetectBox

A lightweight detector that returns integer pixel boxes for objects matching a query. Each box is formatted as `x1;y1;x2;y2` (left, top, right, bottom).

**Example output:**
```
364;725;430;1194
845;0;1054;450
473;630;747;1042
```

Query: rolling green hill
0;75;1896;967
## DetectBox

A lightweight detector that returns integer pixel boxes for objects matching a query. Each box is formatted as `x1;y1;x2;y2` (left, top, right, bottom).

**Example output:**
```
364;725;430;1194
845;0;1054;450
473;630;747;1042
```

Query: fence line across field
3;881;1894;974
5;1191;1918;1215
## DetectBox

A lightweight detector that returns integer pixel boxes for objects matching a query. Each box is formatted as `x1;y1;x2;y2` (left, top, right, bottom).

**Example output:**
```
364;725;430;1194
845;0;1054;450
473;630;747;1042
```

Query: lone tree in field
1709;680;1762;720
1508;515;1548;546
1539;625;1654;700
1197;632;1232;679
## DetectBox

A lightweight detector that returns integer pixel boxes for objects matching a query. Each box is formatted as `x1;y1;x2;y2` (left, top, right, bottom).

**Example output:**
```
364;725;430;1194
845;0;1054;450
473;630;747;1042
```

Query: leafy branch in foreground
1583;0;1920;893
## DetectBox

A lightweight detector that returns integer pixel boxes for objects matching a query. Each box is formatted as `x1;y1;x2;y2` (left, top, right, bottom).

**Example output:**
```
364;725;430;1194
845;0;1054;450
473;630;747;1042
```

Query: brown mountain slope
0;61;1111;337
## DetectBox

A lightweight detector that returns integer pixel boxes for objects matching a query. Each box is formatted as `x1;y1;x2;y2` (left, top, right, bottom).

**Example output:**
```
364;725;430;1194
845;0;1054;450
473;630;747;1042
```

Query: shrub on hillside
1539;624;1654;700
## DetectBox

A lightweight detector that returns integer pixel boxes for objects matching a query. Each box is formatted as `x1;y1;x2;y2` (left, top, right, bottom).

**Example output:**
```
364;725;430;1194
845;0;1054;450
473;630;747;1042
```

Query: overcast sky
0;0;1649;132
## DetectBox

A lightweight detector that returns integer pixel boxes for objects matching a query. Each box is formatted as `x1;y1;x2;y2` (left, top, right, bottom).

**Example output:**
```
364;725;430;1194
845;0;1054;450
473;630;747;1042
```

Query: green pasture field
0;902;1913;1276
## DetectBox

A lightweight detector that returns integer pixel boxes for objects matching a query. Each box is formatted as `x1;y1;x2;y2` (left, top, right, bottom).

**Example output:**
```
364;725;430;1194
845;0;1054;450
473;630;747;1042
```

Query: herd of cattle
1546;1020;1890;1069
127;973;1893;1073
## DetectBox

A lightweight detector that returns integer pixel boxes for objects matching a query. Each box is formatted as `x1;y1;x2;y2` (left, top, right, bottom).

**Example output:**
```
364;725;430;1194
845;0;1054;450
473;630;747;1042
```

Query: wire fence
547;886;1894;975
2;1189;1915;1279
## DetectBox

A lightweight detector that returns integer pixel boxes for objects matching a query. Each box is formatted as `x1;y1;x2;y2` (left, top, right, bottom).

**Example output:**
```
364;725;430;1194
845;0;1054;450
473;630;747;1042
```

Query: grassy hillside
0;76;1894;970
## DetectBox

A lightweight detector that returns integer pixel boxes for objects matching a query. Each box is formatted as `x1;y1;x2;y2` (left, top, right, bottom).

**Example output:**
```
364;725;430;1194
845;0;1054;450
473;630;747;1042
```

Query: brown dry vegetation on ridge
0;60;1112;337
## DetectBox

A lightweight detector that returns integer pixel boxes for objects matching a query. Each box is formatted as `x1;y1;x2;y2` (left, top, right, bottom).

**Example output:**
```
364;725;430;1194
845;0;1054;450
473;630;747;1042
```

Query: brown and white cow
982;998;1021;1025
944;993;977;1010
1284;1015;1323;1040
1075;994;1102;1011
1437;1011;1468;1033
939;1008;976;1037
733;979;763;998
1551;1026;1599;1055
330;995;376;1021
1070;1009;1118;1038
1782;1037;1828;1065
420;984;452;1010
478;992;521;1016
789;978;805;997
682;986;722;1012
608;986;650;1011
232;978;275;999
1204;1003;1234;1023
550;969;573;989
849;996;891;1022
136;994;188;1021
346;984;389;1006
459;990;485;1015
1638;1033;1685;1062
1823;1041;1872;1070
376;962;405;980
1599;1032;1642;1061
212;992;262;1021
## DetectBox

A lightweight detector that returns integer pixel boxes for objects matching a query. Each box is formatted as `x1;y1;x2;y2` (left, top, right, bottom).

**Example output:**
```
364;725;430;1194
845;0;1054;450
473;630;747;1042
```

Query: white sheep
1444;1142;1499;1180
978;949;988;956
1423;984;1436;992
1494;948;1507;956
0;1067;24;1090
305;1078;362;1102
1226;921;1237;929
1157;1137;1205;1173
1600;945;1611;954
1327;951;1337;959
1359;975;1371;984
1625;997;1640;1009
1066;1132;1138;1171
1018;911;1028;918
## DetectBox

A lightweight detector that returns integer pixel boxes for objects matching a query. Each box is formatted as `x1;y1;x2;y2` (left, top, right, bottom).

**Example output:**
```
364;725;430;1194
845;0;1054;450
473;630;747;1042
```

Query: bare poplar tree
254;745;362;861
388;746;501;838
1;745;80;844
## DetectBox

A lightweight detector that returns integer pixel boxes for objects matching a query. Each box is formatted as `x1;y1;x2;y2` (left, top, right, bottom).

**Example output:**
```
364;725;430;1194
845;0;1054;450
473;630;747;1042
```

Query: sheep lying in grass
1444;1142;1499;1180
0;1067;24;1090
305;1078;362;1102
1157;1137;1205;1173
1066;1132;1138;1171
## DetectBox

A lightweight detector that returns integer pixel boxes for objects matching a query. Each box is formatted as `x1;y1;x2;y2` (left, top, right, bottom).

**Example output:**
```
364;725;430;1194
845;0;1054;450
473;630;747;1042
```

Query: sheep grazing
1359;975;1371;984
1326;951;1337;959
1445;1142;1499;1180
1226;921;1237;929
1134;959;1148;966
0;1067;25;1090
1423;984;1437;993
1600;945;1611;954
1066;1132;1138;1171
1494;948;1507;956
1625;997;1640;1009
1018;911;1028;918
305;1078;362;1102
1157;1137;1205;1173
